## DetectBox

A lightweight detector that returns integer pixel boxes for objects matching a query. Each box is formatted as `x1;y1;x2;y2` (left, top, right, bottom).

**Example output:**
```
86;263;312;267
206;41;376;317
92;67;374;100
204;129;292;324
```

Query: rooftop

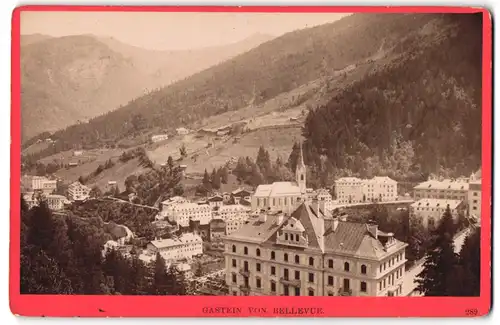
414;179;469;191
410;198;463;209
254;182;302;197
226;202;406;259
149;233;202;249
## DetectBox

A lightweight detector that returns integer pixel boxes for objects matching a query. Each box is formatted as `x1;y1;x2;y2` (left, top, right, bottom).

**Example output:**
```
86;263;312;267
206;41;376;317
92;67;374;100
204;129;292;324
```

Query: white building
315;189;334;212
252;144;309;214
161;202;213;227
23;192;69;211
215;204;251;221
146;233;203;262
31;176;57;194
176;127;190;135
468;170;482;222
151;134;169;143
68;181;91;201
224;200;408;297
73;150;84;156
161;196;190;209
226;215;249;236
413;178;469;201
334;176;398;204
410;198;465;229
334;177;364;204
364;176;398;202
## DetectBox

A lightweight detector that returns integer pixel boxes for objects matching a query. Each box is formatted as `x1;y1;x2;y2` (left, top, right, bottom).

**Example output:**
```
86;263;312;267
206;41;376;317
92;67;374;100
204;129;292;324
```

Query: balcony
337;288;353;296
279;277;301;287
239;285;251;293
239;268;250;277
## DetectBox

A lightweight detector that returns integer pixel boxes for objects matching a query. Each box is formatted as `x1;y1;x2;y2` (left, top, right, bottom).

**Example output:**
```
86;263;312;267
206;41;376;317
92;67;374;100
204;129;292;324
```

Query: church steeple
296;142;307;193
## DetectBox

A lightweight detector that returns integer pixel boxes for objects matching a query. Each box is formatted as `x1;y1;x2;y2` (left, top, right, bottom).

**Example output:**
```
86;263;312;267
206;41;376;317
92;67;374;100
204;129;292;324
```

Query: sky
20;11;349;51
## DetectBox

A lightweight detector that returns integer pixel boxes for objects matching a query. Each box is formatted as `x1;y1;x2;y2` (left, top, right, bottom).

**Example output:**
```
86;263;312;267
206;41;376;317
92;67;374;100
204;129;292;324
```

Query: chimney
259;213;267;223
367;221;378;239
275;213;284;225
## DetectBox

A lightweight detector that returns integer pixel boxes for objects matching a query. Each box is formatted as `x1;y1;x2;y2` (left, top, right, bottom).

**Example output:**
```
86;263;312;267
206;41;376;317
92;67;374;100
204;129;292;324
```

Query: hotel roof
149;233;202;249
410;198;463;209
226;202;405;259
414;179;469;191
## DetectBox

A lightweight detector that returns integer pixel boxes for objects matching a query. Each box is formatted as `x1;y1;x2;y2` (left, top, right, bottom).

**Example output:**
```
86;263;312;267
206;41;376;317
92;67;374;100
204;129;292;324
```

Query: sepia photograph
11;6;491;317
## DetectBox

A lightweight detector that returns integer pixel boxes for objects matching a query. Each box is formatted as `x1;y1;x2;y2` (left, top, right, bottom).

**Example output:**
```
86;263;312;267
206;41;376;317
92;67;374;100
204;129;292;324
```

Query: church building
251;144;311;214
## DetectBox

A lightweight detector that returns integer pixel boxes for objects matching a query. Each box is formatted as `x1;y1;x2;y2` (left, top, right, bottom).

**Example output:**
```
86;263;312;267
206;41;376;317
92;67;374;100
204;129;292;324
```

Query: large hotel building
223;200;408;297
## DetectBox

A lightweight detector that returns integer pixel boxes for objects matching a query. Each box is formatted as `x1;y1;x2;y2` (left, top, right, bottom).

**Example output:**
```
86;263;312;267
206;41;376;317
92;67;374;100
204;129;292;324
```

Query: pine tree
211;168;221;190
153;253;169;295
287;142;300;171
167;156;174;171
453;228;481;296
220;167;229;184
415;205;459;296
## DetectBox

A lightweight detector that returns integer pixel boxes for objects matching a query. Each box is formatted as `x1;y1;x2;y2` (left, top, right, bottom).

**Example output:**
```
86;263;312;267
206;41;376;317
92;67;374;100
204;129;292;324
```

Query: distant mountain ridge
20;32;274;141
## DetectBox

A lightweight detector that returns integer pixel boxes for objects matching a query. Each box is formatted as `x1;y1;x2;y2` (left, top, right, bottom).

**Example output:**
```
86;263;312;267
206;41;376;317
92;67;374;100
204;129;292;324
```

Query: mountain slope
37;14;443;147
20;33;274;142
25;13;483;182
302;13;483;179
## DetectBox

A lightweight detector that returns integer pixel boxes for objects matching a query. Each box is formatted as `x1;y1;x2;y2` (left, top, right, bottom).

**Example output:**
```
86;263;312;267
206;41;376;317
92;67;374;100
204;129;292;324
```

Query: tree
167;156;174;171
219;167;229;184
211;168;221;190
450;228;480;296
202;169;212;192
89;185;102;198
180;144;187;158
415;206;459;296
152;253;169;295
287;142;300;171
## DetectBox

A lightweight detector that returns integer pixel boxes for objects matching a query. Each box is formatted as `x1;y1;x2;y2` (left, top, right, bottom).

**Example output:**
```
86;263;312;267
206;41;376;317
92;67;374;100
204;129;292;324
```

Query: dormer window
344;262;350;272
309;257;314;266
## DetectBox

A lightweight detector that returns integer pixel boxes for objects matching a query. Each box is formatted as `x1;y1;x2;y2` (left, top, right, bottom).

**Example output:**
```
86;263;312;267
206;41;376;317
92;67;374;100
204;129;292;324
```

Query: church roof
253;182;301;197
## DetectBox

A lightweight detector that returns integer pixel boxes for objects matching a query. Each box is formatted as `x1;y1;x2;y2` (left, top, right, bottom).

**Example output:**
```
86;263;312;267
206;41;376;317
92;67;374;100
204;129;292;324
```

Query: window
256;263;261;272
284;253;289;262
295;255;300;264
308;289;314;296
232;259;236;267
271;281;276;292
256;278;261;288
295;270;300;280
285;233;288;240
295;287;300;296
328;276;334;286
244;247;248;255
361;281;367;292
271;266;276;276
308;273;314;283
343;278;350;290
232;245;236;253
244;261;249;271
309;257;314;266
361;264;367;274
271;251;275;260
233;291;237;296
284;285;290;296
295;234;299;241
328;259;334;268
328;292;334;296
232;273;237;283
344;262;350;272
284;268;289;280
256;248;261;257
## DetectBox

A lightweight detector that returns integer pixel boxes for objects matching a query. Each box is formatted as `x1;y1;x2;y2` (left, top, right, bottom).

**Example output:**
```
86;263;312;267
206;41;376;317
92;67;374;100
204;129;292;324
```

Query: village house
206;195;224;209
23;192;70;211
68;181;91;201
31;176;57;194
161;201;213;227
104;222;135;245
410;199;465;229
413;178;469;201
334;176;398;204
176;127;190;135
209;219;227;242
215;204;251;221
225;214;249;236
146;233;203;262
224;199;407;297
468;170;482;222
151;134;169;143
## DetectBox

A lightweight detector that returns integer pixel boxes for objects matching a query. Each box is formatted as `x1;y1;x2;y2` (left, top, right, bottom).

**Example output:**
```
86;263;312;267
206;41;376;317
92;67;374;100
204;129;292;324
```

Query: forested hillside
24;13;443;152
302;13;482;179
